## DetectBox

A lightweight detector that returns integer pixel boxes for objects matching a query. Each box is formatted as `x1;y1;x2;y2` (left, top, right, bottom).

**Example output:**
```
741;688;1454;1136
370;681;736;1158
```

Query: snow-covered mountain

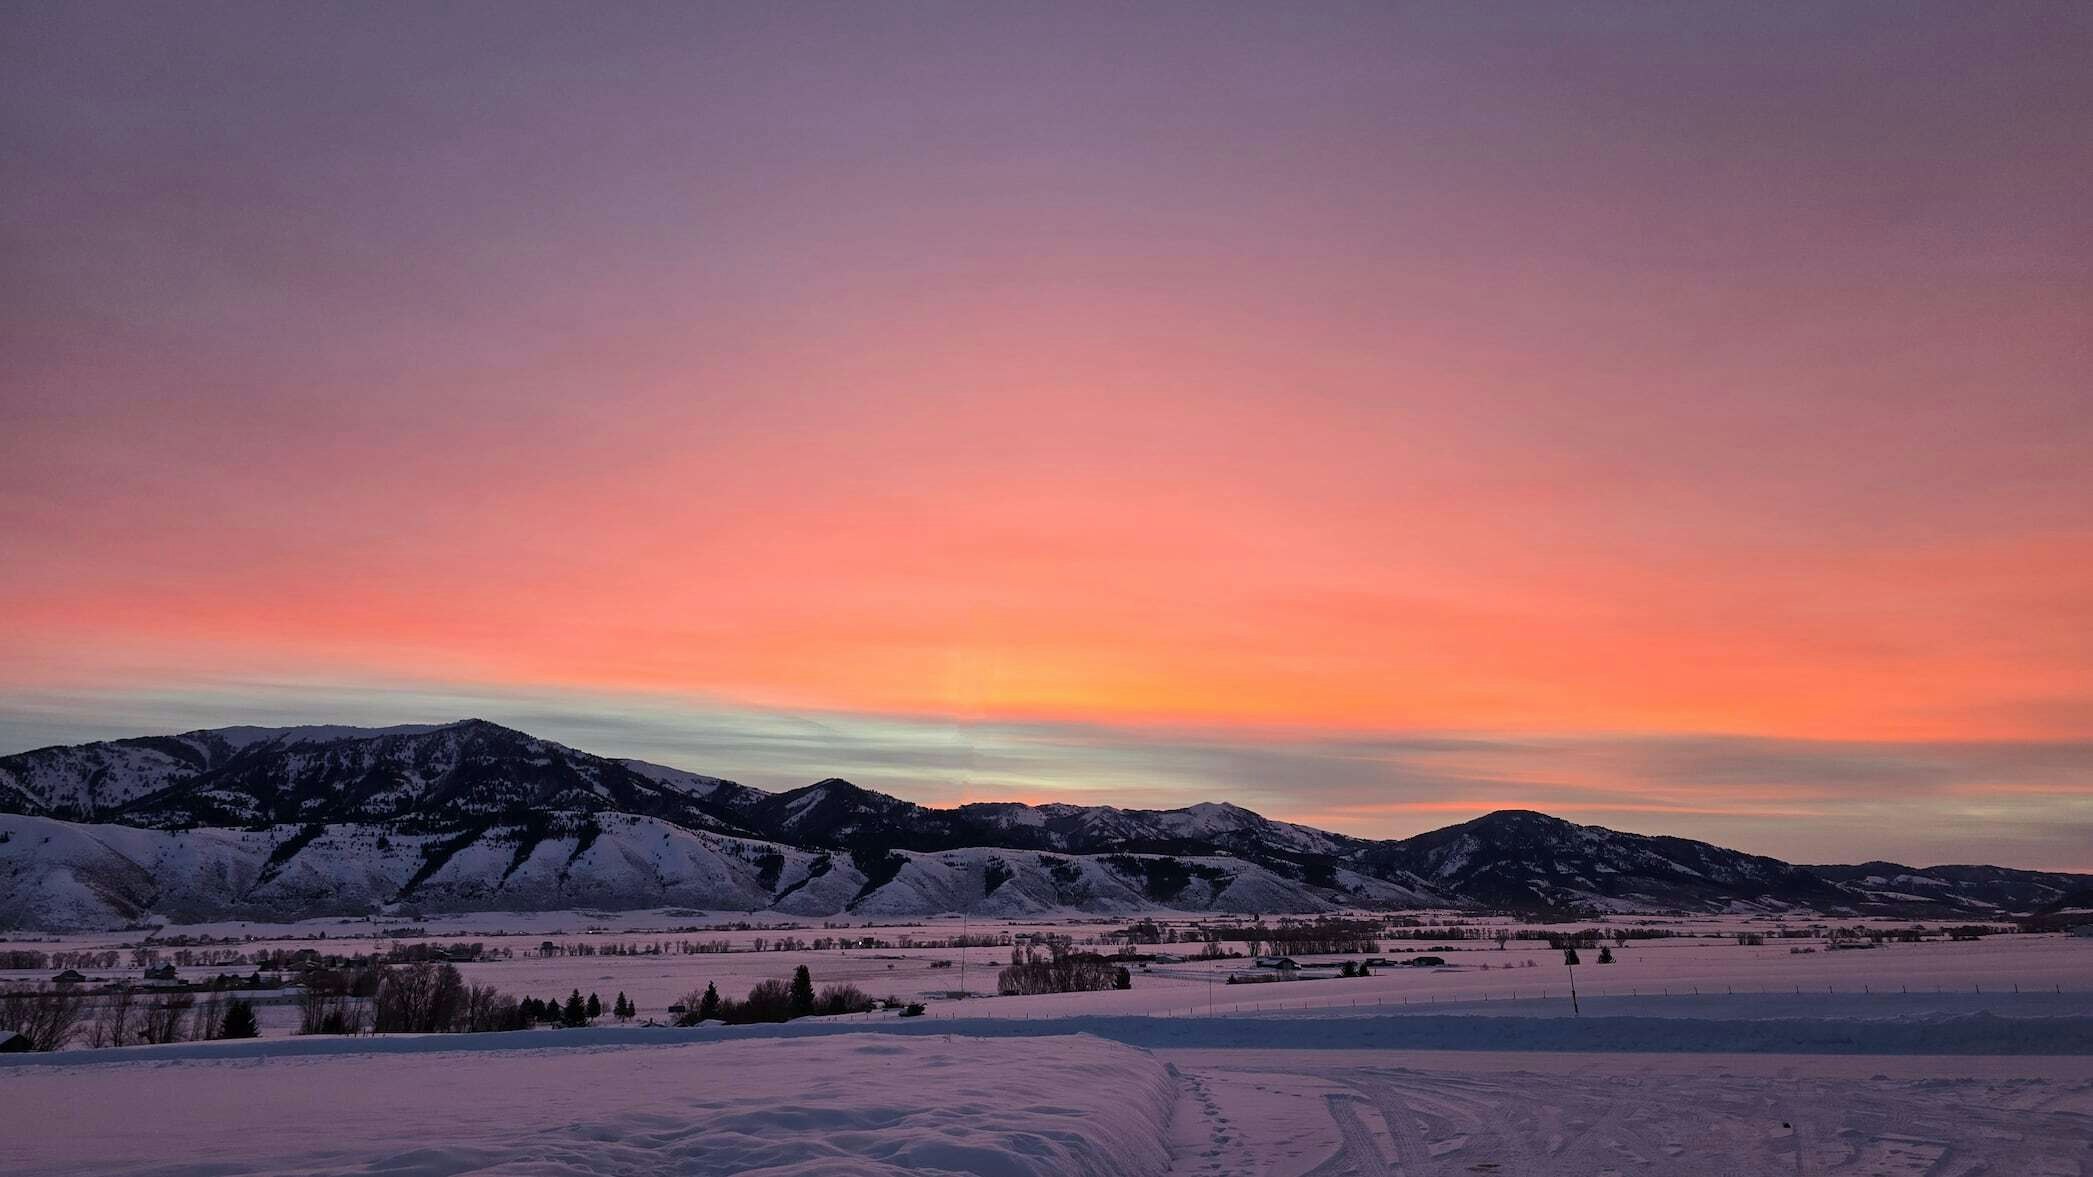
0;721;2081;930
1353;809;1849;913
0;720;749;835
0;809;1428;931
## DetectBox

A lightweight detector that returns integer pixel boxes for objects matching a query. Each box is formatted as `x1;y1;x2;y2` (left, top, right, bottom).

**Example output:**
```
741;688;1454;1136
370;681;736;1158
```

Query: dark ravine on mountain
0;720;2082;930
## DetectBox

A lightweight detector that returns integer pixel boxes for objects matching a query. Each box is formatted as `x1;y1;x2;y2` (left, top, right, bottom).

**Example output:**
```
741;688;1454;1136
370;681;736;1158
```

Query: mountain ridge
2;720;2084;930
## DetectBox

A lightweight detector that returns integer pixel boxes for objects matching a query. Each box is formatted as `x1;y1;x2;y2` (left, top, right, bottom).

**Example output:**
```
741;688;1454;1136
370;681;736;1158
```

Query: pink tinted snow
8;1033;1176;1177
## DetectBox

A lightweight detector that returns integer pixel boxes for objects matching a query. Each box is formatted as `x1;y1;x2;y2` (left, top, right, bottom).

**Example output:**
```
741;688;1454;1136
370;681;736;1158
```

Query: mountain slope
0;720;753;836
1357;809;1848;913
2;722;2083;930
0;811;1420;930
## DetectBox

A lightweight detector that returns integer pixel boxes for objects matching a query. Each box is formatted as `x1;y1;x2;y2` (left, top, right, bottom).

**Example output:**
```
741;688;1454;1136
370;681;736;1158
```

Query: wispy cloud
3;679;2086;872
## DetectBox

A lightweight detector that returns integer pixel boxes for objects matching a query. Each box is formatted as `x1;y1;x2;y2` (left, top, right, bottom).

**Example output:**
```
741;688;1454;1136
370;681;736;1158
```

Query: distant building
1252;956;1298;970
52;969;86;984
0;1030;31;1053
143;963;178;981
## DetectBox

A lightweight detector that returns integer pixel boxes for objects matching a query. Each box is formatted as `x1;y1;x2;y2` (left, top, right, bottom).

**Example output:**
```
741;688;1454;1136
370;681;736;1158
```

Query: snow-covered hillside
3;721;2084;930
0;810;1435;931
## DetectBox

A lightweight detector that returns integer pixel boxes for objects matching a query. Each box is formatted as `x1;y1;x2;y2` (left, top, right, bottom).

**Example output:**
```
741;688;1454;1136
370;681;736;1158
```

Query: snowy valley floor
6;1012;2091;1176
6;918;2091;1173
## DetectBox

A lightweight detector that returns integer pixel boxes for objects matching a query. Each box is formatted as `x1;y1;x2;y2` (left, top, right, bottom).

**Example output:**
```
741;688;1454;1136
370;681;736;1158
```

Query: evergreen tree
1597;947;1615;964
562;989;587;1027
696;982;720;1022
220;999;260;1039
1563;948;1581;966
613;992;631;1020
586;992;602;1020
789;966;815;1019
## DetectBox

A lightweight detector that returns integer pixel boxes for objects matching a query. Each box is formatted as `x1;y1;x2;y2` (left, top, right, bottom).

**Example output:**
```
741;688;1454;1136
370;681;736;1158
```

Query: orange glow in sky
2;5;2088;867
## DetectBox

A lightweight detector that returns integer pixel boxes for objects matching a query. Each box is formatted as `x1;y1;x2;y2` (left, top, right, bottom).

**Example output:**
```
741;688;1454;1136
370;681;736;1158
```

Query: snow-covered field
6;1033;1178;1177
7;1015;2090;1176
1162;1049;2093;1177
9;909;2088;1034
7;910;2091;1174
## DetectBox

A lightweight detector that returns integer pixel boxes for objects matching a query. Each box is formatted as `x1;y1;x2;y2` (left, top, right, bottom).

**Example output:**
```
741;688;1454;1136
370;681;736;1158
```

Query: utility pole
1566;949;1580;1016
958;910;967;1002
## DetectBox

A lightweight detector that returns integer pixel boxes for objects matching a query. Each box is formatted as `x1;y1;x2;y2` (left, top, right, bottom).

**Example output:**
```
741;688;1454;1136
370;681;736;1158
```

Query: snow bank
11;1008;2089;1072
9;1034;1177;1177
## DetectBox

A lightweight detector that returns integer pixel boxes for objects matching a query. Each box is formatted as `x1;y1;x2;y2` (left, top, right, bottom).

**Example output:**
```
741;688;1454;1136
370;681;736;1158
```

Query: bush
736;978;795;1023
817;983;875;1016
899;1003;926;1017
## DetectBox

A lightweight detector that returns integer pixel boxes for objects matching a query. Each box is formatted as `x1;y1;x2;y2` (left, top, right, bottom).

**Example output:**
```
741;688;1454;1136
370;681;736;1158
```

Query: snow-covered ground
9;909;2088;1041
8;1014;2091;1175
8;910;2092;1174
1161;1049;2093;1176
7;1033;1177;1177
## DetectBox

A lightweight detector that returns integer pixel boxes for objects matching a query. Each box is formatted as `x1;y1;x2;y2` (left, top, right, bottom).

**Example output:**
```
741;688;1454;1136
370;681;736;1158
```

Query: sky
2;3;2088;869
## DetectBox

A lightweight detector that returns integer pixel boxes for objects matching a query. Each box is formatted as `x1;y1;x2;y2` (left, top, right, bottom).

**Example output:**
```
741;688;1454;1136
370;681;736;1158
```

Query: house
143;963;178;981
52;969;86;984
0;1030;31;1053
1252;956;1298;970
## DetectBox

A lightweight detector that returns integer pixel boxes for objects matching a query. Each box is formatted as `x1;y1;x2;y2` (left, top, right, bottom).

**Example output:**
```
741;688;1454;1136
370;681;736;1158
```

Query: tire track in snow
1322;1094;1394;1177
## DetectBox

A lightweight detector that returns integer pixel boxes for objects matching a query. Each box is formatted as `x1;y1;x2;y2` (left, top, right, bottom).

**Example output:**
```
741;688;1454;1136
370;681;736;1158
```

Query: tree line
672;966;879;1026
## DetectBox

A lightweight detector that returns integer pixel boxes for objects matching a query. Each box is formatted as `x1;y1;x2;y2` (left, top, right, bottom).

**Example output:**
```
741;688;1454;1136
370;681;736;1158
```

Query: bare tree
136;993;196;1045
371;963;467;1033
191;992;228;1042
460;984;521;1032
88;986;140;1049
0;984;90;1051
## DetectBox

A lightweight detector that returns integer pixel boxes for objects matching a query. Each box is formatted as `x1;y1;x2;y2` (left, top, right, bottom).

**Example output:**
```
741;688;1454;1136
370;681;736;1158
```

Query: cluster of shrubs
673;966;877;1026
997;938;1132;995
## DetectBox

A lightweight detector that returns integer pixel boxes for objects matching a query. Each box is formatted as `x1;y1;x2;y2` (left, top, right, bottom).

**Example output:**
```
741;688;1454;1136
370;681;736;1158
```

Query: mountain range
1;719;2082;930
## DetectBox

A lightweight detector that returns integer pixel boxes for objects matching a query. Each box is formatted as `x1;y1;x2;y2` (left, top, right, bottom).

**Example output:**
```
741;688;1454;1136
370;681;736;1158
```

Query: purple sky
2;3;2089;867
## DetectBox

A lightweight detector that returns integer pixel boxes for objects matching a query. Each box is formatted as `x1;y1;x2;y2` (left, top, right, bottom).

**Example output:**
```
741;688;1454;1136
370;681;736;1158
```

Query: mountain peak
1463;809;1577;833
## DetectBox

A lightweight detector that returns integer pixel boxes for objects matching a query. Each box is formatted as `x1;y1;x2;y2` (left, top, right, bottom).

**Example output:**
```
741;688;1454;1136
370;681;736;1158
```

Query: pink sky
2;4;2088;867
